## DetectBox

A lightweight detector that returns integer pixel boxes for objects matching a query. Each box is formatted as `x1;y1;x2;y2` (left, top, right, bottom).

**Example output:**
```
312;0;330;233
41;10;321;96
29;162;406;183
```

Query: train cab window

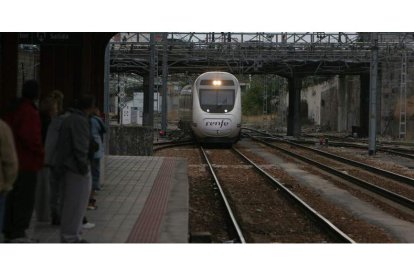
200;79;235;86
199;89;235;113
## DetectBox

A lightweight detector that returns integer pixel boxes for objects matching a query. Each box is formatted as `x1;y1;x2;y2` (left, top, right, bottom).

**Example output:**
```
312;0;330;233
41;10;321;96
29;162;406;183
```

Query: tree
242;80;263;115
242;75;282;116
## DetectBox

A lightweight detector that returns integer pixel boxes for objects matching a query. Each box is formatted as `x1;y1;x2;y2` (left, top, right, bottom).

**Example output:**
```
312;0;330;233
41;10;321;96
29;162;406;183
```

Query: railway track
302;132;414;159
154;141;403;242
243;128;414;160
266;137;414;187
200;147;246;243
245;134;414;213
153;140;194;151
200;146;354;243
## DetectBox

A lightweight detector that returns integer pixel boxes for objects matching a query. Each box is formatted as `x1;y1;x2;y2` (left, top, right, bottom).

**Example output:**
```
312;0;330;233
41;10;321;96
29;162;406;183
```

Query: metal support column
102;41;110;186
143;33;155;127
399;51;407;139
161;32;168;133
263;75;268;129
359;74;370;137
368;33;378;156
263;75;268;115
103;42;110;152
287;75;302;137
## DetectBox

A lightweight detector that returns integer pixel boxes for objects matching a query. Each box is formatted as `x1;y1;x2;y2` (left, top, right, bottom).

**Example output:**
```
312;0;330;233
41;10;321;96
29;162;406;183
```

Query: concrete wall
300;80;327;125
297;56;414;139
109;125;153;156
299;76;360;133
320;79;339;131
338;76;360;132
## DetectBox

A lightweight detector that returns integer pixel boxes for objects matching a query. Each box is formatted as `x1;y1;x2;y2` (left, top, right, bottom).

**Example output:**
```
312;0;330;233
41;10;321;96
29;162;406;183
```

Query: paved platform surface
25;155;189;243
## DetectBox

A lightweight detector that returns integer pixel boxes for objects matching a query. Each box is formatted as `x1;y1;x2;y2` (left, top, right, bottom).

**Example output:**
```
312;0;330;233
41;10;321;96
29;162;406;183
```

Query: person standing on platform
35;90;64;222
55;94;95;243
0;119;18;242
2;80;45;243
44;95;70;226
88;107;107;210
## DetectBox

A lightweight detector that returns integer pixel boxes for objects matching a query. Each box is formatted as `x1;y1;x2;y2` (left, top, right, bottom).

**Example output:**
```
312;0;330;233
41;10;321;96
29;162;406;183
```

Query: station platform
26;155;189;243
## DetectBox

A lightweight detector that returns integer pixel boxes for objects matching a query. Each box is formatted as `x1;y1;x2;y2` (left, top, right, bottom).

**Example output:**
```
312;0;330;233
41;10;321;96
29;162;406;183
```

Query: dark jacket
54;108;90;175
4;98;44;171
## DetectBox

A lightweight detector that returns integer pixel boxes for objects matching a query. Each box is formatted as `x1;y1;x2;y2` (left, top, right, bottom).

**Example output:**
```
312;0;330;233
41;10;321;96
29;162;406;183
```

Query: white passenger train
178;71;242;144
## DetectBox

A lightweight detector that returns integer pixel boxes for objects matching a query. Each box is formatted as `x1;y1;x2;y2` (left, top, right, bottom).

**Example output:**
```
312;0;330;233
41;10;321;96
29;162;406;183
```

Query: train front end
191;72;242;144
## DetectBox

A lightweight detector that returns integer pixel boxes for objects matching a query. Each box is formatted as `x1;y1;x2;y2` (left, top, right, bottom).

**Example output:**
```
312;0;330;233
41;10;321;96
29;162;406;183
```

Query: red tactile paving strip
127;158;175;243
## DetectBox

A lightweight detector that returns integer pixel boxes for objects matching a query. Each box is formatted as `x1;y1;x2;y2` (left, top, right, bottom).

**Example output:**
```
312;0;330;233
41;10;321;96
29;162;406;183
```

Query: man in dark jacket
3;80;45;243
55;94;95;243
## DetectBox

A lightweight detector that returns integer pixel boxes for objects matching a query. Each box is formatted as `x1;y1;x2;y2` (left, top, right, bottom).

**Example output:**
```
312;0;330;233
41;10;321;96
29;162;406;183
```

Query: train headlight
212;80;222;86
224;109;228;113
207;109;210;113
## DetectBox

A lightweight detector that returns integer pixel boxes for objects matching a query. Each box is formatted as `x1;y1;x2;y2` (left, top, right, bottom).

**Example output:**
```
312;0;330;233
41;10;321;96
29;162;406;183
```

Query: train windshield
199;89;235;113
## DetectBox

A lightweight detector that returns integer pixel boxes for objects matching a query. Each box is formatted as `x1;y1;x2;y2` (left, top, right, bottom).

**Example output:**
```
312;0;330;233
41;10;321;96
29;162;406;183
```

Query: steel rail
302;133;414;147
248;135;414;211
200;146;246;243
244;128;414;172
297;140;414;161
153;141;194;152
153;139;193;146
378;148;414;160
301;133;414;159
266;137;414;188
231;147;355;243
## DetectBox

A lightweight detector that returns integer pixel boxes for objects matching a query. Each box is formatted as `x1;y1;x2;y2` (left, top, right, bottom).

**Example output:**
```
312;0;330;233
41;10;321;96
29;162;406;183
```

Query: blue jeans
91;158;101;191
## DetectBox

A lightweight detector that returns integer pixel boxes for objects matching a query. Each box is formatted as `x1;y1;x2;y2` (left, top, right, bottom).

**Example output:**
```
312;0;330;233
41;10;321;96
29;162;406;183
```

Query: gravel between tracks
155;146;233;242
235;142;397;242
155;143;400;243
205;148;335;243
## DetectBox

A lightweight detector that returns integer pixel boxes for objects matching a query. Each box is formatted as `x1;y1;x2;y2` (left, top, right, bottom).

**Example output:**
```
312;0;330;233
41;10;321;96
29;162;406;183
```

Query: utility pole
143;33;155;127
103;42;110;153
399;51;407;139
161;32;168;134
368;32;378;156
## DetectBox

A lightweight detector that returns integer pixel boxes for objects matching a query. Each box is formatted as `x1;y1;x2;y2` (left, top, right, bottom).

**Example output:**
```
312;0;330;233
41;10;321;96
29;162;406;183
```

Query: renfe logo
204;119;231;129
